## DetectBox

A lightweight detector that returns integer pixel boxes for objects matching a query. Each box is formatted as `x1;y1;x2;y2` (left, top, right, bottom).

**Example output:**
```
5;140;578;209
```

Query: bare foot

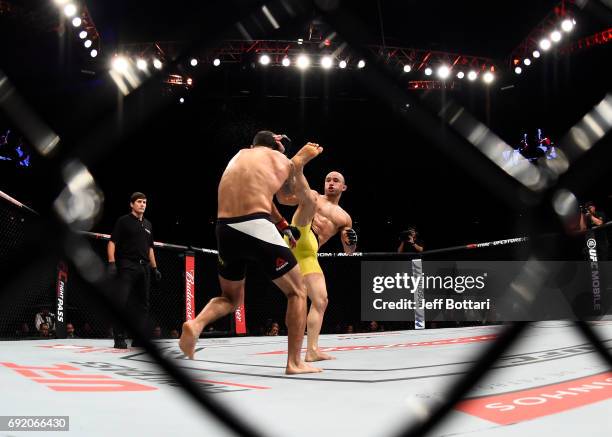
179;321;199;359
292;143;323;168
305;350;336;362
286;361;323;375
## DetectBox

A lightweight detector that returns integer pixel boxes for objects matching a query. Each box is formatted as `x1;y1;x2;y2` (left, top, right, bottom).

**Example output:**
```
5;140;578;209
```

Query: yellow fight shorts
285;222;322;275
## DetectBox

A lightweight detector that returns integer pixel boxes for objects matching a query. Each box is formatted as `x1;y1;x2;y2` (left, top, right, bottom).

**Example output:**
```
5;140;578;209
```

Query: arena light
190;58;198;67
550;30;562;43
79;30;87;39
561;18;574;32
424;67;433;76
338;60;347;69
111;56;129;73
321;56;333;69
63;3;77;17
437;65;450;79
297;38;303;45
296;54;310;70
532;50;541;58
179;97;185;104
523;58;532;66
136;59;147;71
54;0;71;4
514;66;522;74
186;78;193;85
71;17;81;27
90;49;98;58
153;58;163;69
483;72;494;84
84;39;92;48
259;54;271;66
539;38;552;51
282;57;291;67
467;70;478;81
213;58;221;67
403;64;411;73
456;71;465;79
357;59;365;69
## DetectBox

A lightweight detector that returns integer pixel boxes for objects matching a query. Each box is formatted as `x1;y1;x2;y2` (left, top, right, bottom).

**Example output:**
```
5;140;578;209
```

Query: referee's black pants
113;260;151;343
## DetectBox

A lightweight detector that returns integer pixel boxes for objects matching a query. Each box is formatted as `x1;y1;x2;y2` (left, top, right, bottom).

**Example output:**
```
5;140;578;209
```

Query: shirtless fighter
180;131;323;374
277;170;357;361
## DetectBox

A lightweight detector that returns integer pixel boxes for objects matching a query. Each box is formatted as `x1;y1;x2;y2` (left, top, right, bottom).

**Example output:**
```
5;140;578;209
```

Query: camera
399;229;416;242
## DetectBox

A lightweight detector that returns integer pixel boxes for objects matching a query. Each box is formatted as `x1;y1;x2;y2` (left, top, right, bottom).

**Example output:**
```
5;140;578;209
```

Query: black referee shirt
110;213;154;262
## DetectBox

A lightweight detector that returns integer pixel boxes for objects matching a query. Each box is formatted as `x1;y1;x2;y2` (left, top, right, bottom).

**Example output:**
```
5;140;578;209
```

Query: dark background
1;0;611;253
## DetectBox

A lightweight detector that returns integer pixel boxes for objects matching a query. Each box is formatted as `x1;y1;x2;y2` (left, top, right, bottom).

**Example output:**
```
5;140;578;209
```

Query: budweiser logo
185;256;195;321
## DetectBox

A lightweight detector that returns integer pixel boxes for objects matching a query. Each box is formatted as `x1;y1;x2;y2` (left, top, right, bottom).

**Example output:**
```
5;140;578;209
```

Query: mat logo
456;371;612;424
0;362;157;392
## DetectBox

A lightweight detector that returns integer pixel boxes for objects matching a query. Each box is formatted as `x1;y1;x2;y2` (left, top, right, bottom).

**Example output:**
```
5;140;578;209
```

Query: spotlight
136;59;147;71
63;3;77;17
296;54;310;70
532;50;541;58
483;72;494;84
84;40;92;48
550;30;562;43
357;60;365;69
282;57;291;67
179;97;185;104
403;64;411;73
523;58;532;66
54;0;70;4
321;56;333;69
561;18;574;32
297;38;304;45
186;78;193;85
79;30;87;39
424;67;433;76
90;49;98;58
213;58;221;67
437;65;450;79
467;71;478;81
514;66;522;74
153;58;163;69
71;17;81;27
259;54;271;65
457;71;465;79
190;58;198;67
339;60;347;69
112;56;129;73
539;38;552;51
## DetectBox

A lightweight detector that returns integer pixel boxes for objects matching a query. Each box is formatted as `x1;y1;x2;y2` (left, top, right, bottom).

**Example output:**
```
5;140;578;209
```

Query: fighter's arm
340;215;357;254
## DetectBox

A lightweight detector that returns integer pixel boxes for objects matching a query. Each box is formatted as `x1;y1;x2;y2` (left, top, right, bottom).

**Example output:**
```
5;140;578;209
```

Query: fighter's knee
288;283;307;301
313;295;328;310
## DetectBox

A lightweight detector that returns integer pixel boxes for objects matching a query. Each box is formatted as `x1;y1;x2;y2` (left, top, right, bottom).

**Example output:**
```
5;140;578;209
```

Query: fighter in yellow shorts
277;165;357;362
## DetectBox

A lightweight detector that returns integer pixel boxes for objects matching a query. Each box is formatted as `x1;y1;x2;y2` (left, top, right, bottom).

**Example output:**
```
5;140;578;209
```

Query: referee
107;192;162;349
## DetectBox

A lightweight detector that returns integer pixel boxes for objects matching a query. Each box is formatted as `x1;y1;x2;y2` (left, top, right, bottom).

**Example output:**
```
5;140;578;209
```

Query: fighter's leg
304;272;335;361
179;276;244;359
272;265;322;374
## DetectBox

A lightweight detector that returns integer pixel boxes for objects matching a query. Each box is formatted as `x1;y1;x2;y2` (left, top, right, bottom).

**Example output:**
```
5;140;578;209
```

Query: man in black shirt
583;201;609;261
107;192;162;349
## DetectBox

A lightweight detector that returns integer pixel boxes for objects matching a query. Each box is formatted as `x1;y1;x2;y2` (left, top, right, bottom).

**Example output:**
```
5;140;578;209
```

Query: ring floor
1;321;611;436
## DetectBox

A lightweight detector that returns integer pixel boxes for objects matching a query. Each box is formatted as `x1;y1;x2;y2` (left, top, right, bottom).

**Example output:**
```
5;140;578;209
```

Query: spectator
80;322;93;338
398;226;424;253
345;324;354;334
368;321;380;332
16;322;30;338
39;323;51;338
267;322;280;336
34;305;55;333
169;329;179;339
66;323;77;339
152;325;162;339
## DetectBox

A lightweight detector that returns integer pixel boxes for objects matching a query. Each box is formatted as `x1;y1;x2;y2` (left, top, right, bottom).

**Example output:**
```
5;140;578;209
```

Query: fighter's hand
108;262;117;277
276;219;301;248
343;228;358;246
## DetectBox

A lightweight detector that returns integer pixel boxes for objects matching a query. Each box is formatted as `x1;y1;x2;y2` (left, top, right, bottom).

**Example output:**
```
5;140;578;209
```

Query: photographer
581;201;609;261
398;226;424;254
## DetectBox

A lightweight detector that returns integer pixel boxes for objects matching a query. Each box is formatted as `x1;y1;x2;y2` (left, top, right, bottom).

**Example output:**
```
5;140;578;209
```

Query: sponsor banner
184;253;195;321
361;261;612;322
256;335;495;355
55;262;68;338
456;371;612;425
